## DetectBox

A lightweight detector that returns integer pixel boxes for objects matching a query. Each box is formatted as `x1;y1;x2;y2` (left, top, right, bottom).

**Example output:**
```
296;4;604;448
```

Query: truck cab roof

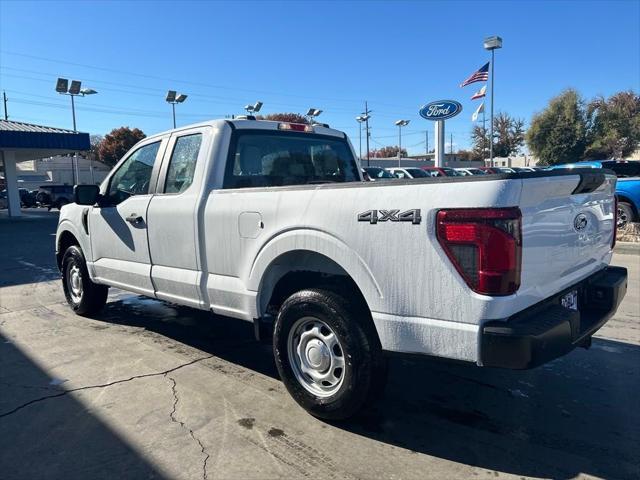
146;118;346;141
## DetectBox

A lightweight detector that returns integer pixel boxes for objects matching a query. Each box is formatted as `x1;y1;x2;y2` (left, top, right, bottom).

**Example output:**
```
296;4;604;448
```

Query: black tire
61;245;108;316
617;201;636;229
273;288;387;420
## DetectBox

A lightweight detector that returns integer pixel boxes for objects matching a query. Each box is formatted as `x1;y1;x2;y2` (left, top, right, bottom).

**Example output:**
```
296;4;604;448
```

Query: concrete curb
615;242;640;255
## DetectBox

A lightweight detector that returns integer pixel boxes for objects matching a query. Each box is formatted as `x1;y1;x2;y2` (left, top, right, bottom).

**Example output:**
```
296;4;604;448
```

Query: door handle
126;213;144;225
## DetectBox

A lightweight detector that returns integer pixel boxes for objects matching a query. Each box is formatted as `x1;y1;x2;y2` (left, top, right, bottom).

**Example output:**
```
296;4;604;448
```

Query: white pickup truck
56;118;627;419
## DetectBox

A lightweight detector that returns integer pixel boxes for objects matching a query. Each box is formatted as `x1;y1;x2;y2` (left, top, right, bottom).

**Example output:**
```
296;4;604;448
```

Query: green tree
256;113;309;124
97;127;146;166
471;124;489;160
585;90;640;159
471;112;524;159
493;112;525;157
526;89;588;165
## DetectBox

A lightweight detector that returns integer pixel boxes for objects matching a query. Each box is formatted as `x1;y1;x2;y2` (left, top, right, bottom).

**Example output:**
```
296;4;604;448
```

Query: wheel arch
248;230;382;318
56;228;80;270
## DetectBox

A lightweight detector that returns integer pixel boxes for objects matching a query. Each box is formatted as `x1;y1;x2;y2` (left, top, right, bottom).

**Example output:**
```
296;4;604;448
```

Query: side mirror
74;185;100;205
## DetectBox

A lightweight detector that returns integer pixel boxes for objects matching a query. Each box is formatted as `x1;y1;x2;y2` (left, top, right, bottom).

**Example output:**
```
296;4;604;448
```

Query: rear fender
246;229;383;316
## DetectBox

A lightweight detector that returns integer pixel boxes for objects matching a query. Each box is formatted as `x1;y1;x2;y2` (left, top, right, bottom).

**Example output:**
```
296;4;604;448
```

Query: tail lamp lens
436;207;522;296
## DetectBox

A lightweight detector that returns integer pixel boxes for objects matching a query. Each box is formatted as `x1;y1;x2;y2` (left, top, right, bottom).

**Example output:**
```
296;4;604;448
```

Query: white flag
472;102;485;122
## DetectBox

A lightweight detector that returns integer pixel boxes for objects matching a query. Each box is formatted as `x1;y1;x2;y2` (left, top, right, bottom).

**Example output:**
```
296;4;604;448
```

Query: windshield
364;167;395;179
224;131;360;188
441;168;462;176
468;168;487;175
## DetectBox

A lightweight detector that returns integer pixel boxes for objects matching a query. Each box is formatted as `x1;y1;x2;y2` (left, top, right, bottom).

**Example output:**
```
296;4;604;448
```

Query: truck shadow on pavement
93;294;640;480
0;331;168;480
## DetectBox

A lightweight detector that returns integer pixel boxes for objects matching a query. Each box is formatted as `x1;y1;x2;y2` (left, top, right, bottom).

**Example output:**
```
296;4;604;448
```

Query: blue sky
1;0;638;154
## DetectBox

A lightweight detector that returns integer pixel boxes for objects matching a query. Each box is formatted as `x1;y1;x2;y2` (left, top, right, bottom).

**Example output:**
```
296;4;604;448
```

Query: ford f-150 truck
56;118;628;419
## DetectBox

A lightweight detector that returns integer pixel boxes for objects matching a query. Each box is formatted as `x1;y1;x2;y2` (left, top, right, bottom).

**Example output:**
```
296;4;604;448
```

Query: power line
1;51;421;112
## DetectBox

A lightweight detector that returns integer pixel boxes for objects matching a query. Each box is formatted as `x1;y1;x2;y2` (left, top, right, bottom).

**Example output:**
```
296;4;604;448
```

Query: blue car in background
548;160;640;227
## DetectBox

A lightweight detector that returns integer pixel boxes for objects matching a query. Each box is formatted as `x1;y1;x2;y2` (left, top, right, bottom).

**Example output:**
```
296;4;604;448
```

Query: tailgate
518;171;616;303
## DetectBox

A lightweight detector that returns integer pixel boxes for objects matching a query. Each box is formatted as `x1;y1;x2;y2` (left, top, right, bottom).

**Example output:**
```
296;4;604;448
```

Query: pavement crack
0;355;214;420
0;380;59;392
166;375;210;480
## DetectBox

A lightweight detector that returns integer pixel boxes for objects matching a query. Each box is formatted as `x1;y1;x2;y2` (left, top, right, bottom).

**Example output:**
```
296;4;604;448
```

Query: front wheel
273;288;387;420
62;245;108;315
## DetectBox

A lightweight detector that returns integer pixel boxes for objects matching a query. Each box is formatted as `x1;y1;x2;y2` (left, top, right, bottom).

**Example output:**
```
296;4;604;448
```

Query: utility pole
450;133;453;154
425;131;428;156
2;91;7;120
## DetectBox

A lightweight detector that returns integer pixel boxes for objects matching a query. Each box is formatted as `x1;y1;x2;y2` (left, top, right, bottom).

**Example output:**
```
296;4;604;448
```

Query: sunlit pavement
1;210;638;480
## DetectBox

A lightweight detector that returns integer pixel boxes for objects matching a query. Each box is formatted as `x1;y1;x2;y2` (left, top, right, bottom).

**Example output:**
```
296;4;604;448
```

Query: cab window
106;141;161;205
164;134;202;193
224;131;359;188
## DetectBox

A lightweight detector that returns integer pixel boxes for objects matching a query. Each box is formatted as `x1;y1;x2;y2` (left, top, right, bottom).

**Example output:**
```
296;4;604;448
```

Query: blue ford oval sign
419;100;463;121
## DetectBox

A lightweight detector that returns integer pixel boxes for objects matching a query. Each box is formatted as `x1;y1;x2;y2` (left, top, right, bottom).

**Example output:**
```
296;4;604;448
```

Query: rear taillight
436;207;522;296
612;197;617;249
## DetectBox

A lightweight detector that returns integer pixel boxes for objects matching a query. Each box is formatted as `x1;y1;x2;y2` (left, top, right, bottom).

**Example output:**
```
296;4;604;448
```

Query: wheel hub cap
287;317;346;398
67;264;83;303
305;339;330;370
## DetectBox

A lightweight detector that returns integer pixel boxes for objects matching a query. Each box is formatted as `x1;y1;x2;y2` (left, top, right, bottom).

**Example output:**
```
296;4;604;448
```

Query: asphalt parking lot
1;210;639;480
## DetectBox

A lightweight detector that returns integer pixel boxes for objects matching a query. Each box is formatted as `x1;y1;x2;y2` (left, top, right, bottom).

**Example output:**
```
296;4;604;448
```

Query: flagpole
489;49;495;167
483;105;486;162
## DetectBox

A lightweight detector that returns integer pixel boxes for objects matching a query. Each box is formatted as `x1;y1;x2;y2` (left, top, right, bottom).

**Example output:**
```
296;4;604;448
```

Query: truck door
146;127;210;308
88;138;167;296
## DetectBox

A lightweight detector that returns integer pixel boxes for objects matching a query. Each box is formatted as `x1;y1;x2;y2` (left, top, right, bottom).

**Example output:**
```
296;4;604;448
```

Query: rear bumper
480;266;627;369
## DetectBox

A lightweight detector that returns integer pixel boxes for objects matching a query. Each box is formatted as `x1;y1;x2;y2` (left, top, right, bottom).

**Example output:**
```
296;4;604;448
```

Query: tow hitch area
481;266;627;369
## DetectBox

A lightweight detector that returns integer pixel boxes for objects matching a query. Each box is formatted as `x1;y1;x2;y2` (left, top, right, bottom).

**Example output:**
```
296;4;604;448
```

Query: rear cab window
164;133;202;194
223;130;360;189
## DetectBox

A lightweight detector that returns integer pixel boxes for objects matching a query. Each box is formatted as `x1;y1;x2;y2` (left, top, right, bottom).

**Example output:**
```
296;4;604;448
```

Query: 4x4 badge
358;209;422;225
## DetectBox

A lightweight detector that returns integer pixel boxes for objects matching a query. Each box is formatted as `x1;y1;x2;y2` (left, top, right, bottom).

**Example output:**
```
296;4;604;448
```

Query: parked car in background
549;160;640;228
512;167;536;173
455;167;488;176
19;188;37;207
0;190;7;210
386;167;430;179
478;167;501;174
616;178;640;227
36;185;74;210
420;166;462;177
363;166;396;180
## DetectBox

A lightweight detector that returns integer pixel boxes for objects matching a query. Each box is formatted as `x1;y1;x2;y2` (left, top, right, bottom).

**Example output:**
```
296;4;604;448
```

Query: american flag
460;62;489;87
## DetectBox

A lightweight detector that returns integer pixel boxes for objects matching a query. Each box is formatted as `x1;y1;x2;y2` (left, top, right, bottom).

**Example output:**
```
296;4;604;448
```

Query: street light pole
484;36;502;167
395;119;410;167
56;78;98;185
359;120;362;160
70;94;78;184
166;91;188;129
490;48;494;166
398;126;402;166
363;101;371;166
